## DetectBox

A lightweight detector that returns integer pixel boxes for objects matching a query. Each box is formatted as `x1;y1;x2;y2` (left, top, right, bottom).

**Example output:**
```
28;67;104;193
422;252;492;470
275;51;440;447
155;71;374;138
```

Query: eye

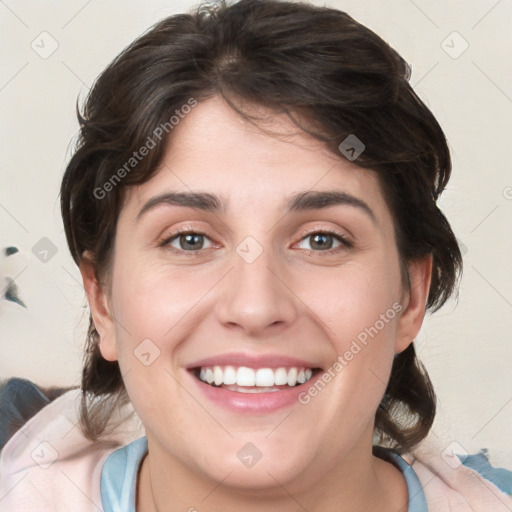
159;227;352;256
161;229;214;253
295;229;352;254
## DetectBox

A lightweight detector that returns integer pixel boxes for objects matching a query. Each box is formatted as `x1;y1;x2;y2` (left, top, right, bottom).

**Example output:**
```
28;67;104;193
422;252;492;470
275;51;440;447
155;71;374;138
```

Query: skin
81;95;432;511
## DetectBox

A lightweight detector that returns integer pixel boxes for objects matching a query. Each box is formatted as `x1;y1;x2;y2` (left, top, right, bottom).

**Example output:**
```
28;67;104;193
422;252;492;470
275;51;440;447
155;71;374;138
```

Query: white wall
1;0;511;461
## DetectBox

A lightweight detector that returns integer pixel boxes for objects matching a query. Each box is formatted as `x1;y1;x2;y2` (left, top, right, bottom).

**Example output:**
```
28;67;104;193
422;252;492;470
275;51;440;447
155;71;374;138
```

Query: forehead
122;95;391;225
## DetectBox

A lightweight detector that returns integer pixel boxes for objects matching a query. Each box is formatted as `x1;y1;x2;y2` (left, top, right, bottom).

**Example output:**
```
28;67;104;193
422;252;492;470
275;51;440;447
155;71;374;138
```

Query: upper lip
186;352;323;370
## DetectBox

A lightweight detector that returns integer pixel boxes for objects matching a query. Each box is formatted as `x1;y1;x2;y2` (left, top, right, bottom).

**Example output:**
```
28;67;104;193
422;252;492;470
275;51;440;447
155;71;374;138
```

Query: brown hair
60;0;462;452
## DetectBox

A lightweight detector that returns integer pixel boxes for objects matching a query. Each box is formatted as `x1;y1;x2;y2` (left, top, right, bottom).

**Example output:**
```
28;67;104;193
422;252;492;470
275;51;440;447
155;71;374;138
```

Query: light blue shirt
100;437;428;511
101;436;149;512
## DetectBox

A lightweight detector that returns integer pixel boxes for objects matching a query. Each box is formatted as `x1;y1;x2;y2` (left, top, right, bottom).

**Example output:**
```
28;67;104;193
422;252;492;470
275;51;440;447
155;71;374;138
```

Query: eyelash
159;226;353;257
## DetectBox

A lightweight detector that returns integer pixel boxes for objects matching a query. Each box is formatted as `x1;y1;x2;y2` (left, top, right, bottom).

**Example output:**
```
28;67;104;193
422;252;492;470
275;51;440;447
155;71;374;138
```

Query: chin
192;435;315;492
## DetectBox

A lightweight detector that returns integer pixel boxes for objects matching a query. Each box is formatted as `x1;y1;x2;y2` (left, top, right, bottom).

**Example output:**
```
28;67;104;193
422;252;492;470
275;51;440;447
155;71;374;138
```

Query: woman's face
84;95;430;493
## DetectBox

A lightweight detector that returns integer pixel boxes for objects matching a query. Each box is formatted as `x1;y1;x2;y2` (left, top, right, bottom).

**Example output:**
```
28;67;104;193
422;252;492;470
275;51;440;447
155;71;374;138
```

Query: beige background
1;0;511;461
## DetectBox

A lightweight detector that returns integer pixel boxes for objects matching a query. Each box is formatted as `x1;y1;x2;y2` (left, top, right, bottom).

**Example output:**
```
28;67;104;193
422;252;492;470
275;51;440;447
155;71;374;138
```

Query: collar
101;438;427;512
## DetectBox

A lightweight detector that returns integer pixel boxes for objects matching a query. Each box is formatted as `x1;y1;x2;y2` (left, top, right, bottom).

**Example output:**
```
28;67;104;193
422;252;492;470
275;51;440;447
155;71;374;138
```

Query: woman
1;0;511;510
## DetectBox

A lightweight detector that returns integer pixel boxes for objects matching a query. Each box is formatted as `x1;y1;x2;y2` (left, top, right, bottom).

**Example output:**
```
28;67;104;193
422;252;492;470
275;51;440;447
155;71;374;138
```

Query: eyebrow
136;190;376;223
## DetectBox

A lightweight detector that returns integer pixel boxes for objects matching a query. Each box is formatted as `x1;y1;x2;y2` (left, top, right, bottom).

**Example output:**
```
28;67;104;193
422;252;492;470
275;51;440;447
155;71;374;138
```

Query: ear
394;255;433;354
79;251;118;361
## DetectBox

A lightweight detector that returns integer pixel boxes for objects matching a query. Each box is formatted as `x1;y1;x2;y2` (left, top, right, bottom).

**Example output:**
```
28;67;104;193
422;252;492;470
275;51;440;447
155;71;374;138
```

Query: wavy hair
60;0;462;452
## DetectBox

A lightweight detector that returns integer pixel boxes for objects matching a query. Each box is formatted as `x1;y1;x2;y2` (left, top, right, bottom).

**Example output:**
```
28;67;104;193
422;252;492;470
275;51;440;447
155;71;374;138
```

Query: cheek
110;242;403;354
111;261;204;338
300;256;402;340
297;258;402;411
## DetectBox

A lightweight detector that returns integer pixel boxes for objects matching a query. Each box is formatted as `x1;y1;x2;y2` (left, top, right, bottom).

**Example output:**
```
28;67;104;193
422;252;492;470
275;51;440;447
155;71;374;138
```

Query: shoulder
0;380;145;511
461;448;512;494
404;438;512;512
0;377;68;451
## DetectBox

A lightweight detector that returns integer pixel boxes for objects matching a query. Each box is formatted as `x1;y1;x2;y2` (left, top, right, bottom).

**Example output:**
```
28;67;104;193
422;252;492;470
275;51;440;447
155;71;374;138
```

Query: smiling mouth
190;365;322;393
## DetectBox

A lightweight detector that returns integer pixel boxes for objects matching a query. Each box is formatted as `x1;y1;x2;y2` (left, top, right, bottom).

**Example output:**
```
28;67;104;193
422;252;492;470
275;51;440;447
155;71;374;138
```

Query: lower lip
187;370;323;413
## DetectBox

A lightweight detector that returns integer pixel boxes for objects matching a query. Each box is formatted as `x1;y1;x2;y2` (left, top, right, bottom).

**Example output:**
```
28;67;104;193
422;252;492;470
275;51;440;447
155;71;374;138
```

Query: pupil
181;233;203;250
311;233;332;250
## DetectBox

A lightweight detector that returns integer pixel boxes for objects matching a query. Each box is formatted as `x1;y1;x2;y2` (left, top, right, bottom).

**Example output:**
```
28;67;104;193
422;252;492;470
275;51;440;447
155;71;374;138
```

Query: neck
136;438;408;512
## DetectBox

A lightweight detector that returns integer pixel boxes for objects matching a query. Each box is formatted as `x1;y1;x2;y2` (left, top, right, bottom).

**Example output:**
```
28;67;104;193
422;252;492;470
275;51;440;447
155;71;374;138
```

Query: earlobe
79;251;118;362
394;255;433;354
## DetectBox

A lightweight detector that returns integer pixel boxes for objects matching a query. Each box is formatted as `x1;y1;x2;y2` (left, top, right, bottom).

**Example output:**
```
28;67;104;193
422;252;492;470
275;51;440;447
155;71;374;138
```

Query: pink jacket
1;389;511;511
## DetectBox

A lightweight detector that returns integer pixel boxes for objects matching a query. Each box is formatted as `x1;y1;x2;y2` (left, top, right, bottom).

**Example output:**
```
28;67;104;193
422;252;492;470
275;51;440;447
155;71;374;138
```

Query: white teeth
287;367;298;386
195;365;316;388
213;366;223;386
255;368;275;387
274;367;288;386
236;367;255;386
223;365;237;385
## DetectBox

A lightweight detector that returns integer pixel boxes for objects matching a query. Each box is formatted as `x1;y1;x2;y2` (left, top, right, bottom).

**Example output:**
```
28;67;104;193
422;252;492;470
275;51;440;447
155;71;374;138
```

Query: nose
214;243;299;336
